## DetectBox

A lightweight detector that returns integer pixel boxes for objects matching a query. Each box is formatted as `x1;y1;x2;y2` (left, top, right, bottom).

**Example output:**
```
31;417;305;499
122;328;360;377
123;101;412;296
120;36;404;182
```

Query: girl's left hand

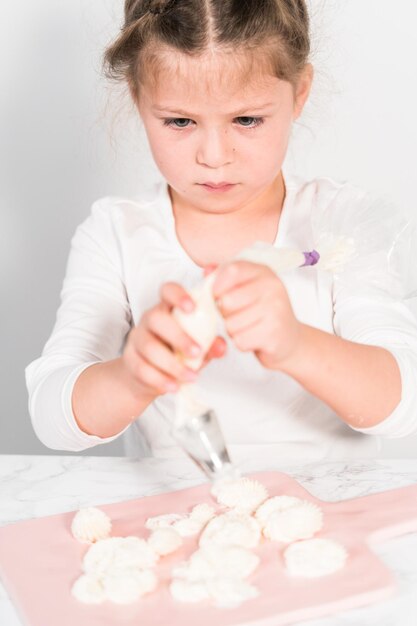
212;261;302;370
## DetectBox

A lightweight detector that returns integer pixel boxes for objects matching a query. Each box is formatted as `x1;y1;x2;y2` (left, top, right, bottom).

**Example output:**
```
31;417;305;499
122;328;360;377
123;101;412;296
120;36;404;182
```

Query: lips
199;182;236;190
199;181;235;191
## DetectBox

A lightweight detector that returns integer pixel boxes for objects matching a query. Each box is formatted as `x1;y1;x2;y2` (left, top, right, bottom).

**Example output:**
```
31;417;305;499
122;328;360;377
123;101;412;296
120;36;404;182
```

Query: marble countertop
1;455;417;626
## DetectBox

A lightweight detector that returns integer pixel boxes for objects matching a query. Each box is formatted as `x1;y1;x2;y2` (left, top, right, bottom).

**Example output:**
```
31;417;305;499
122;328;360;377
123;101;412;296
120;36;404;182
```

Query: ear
293;63;314;120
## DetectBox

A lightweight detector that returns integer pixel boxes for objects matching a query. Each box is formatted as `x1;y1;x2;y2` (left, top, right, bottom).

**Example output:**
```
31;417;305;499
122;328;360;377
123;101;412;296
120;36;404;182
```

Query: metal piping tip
171;409;240;482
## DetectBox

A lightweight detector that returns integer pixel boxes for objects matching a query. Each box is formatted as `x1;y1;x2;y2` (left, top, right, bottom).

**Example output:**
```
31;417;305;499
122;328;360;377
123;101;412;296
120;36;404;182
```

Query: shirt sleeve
25;198;133;451
330;186;417;438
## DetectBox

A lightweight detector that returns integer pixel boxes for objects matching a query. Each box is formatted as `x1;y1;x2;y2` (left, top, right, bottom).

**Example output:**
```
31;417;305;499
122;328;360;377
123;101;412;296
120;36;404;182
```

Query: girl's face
137;50;312;213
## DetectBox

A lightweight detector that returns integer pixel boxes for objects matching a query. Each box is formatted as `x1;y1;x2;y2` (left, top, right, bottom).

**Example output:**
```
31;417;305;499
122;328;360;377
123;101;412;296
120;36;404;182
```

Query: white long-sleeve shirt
25;171;417;461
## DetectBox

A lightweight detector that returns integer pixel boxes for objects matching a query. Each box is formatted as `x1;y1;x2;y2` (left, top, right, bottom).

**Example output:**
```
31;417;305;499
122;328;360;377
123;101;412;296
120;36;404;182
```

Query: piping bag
170;240;354;482
170;194;413;482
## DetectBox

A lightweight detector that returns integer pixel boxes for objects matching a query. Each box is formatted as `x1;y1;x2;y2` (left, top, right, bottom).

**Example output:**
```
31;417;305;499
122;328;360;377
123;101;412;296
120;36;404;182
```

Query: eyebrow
152;103;275;116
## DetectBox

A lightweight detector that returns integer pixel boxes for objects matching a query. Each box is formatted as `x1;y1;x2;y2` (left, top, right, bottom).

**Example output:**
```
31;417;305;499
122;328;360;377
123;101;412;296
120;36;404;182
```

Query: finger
206;336;227;360
144;307;202;360
203;264;218;277
232;322;265;353
217;280;264;318
134;353;179;394
160;282;195;312
200;336;227;367
224;304;265;336
138;329;198;384
212;261;264;298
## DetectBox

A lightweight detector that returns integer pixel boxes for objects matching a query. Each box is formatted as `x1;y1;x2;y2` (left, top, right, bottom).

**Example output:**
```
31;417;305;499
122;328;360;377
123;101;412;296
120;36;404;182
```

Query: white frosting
71;507;111;544
145;513;185;530
171;544;260;608
71;478;344;610
206;578;259;608
172;550;213;582
82;537;121;577
170;578;210;603
71;574;106;604
76;536;159;605
172;551;216;581
211;477;269;513
199;545;259;580
83;537;158;577
284;538;348;577
112;536;159;569
146;504;214;539
189;503;216;525
172;517;206;537
148;527;183;556
263;501;323;543
102;568;158;604
255;496;303;525
199;511;261;549
149;503;216;539
174;545;259;582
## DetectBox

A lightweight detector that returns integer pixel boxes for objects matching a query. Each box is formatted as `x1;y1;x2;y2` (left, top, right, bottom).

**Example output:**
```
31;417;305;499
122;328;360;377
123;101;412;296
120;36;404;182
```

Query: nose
196;127;234;169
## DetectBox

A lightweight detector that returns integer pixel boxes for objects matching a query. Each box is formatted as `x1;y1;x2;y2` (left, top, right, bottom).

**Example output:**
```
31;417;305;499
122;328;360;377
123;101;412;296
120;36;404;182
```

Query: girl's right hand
121;282;226;400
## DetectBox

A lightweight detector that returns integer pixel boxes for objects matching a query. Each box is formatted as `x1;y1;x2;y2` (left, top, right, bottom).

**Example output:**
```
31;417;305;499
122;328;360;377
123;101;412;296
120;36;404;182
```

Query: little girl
26;0;417;461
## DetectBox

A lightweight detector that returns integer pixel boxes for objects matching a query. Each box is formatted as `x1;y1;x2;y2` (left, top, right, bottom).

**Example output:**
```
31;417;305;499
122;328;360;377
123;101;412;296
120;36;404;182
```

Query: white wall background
1;0;416;457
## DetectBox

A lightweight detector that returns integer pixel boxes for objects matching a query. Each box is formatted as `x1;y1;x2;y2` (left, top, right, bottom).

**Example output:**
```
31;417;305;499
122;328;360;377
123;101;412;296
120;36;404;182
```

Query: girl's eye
163;116;265;130
235;116;264;128
163;118;193;129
